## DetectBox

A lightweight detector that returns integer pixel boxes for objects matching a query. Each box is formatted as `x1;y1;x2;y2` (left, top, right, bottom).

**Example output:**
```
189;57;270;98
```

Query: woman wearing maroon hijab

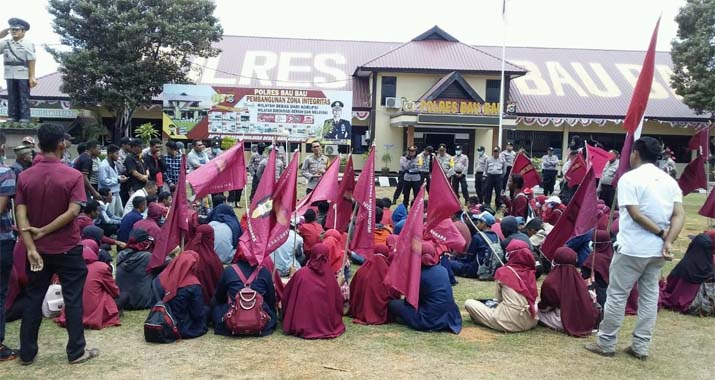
57;239;121;330
465;240;539;332
282;243;345;339
538;247;600;337
348;244;395;325
132;202;164;239
660;231;715;313
184;224;223;304
154;251;208;339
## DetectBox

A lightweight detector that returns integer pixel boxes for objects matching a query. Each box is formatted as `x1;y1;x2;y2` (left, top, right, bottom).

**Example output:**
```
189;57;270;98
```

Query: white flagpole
497;0;508;147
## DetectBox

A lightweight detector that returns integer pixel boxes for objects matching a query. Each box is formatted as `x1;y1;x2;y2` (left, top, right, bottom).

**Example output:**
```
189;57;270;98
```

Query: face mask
479;151;484;157
455;150;462;155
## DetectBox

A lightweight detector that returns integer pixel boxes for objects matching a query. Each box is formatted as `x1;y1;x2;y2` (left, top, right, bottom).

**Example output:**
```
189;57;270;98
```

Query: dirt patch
458;326;499;343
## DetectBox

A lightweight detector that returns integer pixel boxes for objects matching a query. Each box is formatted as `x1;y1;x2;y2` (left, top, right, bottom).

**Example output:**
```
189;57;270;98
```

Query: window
380;76;397;106
486;79;501;103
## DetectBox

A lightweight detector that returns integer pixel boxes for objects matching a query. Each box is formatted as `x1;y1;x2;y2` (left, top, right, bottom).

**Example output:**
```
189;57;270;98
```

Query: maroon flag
349;147;376;258
187;142;246;199
541;167;598;260
565;153;587;187
615;18;660;184
585;144;612;179
384;185;425;308
699;188;715;219
149;155;189;271
326;155;355;231
511;152;541;189
425;158;461;231
295;157;340;215
678;154;707;195
688;126;709;156
425;218;466;252
239;150;299;265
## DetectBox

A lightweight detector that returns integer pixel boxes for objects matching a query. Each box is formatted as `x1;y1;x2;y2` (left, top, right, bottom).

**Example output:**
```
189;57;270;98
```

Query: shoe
624;346;648;361
584;342;615;357
0;345;17;361
69;348;99;364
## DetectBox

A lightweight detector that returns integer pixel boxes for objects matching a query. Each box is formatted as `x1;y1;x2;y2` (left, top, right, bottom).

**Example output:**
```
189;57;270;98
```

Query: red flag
699;188;715;219
425;157;461;231
425;218;466;252
384;185;425;308
688;126;709;156
585;144;612;179
149;155;189;271
511;152;541;189
349;147;376;258
541;167;598;260
565;153;587;188
239;150;300;265
615;18;660;184
326;155;355;231
678;154;707;195
187;142;247;199
295;157;340;215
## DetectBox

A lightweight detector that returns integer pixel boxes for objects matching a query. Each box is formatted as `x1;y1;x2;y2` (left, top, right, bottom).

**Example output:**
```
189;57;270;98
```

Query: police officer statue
1;18;36;123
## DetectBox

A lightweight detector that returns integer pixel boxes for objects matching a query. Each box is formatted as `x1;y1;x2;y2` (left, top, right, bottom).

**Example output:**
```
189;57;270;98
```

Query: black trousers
20;246;87;362
120;182;130;206
6;79;31;121
451;174;469;201
483;174;503;209
599;184;615;208
249;174;260;201
474;172;484;202
542;169;557;196
502;166;512;190
0;239;14;344
402;180;422;206
228;189;242;206
393;171;405;203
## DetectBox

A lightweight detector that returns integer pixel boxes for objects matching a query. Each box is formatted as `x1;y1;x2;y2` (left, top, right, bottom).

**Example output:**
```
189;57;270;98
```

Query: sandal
70;348;100;364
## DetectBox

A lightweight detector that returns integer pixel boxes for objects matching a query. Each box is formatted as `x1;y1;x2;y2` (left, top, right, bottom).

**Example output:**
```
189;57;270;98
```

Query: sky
5;0;687;79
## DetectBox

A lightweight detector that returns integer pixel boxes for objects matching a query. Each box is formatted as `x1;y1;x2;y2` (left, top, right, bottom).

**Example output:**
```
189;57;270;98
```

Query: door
424;133;456;154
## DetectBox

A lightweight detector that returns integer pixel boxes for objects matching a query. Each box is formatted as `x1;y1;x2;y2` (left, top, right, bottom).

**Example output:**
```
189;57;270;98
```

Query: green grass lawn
3;190;714;379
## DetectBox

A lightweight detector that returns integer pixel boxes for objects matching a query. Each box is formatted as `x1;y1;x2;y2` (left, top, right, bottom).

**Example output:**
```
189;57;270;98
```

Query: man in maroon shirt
15;123;99;365
506;174;529;219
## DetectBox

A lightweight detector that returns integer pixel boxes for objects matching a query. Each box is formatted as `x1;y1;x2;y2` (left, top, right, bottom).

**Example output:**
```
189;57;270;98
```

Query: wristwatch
656;229;665;239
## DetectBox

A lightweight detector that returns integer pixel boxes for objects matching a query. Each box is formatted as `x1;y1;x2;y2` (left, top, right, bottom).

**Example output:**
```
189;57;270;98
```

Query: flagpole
497;0;508;147
342;201;360;270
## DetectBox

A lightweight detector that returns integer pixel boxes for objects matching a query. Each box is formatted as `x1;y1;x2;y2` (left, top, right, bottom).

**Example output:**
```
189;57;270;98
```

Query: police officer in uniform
435;144;453;176
473;146;487;202
248;143;265;201
449;145;469;202
483;146;506;210
540;147;559;196
1;18;36;123
301;141;328;195
322;101;351;141
499;142;517;191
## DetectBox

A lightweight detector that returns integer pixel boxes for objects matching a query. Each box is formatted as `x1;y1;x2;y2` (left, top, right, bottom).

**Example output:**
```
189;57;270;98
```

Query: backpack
144;286;181;343
222;264;269;336
476;231;505;281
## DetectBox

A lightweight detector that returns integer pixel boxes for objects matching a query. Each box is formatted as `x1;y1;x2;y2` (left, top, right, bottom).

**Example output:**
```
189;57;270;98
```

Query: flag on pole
149;155;189;271
564;153;588;188
425;159;461;231
238;150;299;265
384;185;425;308
541;167;598;260
326;155;355;232
699;187;715;219
295;157;340;215
678;127;709;195
511;152;541;189
187;142;246;199
349;147;376;258
614;18;660;185
584;144;612;179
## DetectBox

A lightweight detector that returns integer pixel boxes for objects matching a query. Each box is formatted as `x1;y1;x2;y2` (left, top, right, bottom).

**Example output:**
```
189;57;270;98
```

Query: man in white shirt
123;181;157;217
586;137;684;360
187;140;210;173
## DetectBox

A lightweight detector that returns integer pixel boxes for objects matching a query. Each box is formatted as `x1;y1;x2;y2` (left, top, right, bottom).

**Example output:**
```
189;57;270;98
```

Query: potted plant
381;151;392;175
134;122;159;145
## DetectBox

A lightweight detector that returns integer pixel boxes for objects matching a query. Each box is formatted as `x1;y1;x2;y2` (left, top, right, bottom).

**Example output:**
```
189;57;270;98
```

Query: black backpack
144;285;181;343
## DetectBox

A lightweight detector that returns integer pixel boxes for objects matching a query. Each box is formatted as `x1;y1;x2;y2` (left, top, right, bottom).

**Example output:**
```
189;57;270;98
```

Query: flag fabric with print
565;153;587;188
511;152;541;189
349;147;376;258
187;143;246;199
326;155;355;232
149;155;189;271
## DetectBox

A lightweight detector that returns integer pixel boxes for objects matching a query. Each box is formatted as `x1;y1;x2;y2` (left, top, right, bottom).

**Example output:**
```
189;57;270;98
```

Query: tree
48;0;223;142
670;0;715;118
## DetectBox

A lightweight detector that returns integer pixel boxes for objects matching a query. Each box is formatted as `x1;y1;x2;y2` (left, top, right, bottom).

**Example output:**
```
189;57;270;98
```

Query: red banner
149;156;189;271
585;144;612;179
349;147;376;258
325;155;355;232
511;152;541;189
187;143;246;199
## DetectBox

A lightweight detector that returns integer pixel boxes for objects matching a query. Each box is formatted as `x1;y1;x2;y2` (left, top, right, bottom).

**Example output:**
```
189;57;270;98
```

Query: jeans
451;174;469;201
402;180;421;206
20;246;88;362
0;239;15;344
597;251;665;355
6;79;31;121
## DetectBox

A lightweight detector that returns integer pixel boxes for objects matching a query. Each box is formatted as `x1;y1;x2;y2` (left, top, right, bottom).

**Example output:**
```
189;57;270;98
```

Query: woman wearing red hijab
154;251;209;339
132;202;164;240
465;240;539;332
322;229;345;273
387;242;462;334
184;225;223;304
282;243;345;339
298;209;324;257
538;247;600;337
348;244;395;325
57;239;121;330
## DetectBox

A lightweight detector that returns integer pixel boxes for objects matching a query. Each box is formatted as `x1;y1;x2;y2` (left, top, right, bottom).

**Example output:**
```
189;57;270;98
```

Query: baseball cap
22;136;35;145
475;211;495;226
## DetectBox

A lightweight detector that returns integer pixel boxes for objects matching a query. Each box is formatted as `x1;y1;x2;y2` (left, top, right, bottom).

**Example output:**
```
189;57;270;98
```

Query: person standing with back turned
585;136;684;361
15;123;99;365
